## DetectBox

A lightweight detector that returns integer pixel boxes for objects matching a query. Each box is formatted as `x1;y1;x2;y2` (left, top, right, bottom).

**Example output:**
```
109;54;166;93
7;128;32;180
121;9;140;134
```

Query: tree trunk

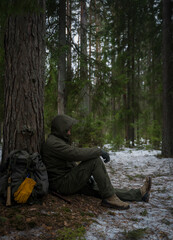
125;5;135;147
58;0;66;114
111;36;117;139
66;0;72;114
80;0;89;114
88;0;93;112
130;32;135;146
0;122;2;144
95;0;101;85
162;0;173;157
2;0;45;163
126;17;134;147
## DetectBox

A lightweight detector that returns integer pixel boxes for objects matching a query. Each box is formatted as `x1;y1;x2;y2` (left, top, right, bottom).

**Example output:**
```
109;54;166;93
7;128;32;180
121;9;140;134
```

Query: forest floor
0;146;173;240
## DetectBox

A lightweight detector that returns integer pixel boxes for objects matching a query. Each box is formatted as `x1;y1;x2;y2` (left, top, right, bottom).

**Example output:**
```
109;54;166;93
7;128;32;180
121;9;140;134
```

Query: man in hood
42;114;151;210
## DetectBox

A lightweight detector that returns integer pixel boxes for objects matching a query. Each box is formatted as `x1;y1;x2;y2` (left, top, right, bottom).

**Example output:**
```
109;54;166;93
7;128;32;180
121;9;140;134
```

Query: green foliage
14;214;26;230
56;226;86;240
147;120;161;149
135;109;161;149
161;219;171;225
0;216;8;224
106;110;126;151
65;76;87;115
60;207;72;213
123;228;148;240
140;209;148;217
71;115;105;147
126;175;134;181
108;134;125;151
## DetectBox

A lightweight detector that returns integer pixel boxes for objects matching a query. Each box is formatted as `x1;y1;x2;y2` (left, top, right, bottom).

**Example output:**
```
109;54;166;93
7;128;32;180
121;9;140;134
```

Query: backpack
0;150;49;205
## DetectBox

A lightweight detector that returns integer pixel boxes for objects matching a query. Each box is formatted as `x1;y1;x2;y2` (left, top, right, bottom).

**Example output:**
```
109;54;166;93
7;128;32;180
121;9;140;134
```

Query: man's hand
101;149;110;163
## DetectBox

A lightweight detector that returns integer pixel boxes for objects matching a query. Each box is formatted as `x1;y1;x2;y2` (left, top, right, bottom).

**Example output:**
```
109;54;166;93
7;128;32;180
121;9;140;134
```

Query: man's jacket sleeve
51;139;102;162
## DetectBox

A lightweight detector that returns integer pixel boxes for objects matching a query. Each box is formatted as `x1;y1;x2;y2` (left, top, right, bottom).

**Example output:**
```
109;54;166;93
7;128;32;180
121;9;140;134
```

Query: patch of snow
85;149;173;240
0;227;45;240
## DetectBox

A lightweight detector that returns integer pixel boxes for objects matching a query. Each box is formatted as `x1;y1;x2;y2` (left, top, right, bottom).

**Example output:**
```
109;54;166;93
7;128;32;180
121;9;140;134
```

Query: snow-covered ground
85;148;173;240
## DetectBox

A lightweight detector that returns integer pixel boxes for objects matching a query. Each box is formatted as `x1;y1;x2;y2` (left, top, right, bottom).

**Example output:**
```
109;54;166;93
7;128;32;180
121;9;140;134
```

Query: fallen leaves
0;193;104;239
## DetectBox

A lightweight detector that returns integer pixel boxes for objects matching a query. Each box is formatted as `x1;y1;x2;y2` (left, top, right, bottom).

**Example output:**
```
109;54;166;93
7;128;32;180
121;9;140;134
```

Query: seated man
42;114;152;210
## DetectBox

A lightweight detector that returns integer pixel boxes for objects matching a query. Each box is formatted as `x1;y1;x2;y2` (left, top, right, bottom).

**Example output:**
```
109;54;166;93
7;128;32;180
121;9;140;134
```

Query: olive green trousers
55;158;142;201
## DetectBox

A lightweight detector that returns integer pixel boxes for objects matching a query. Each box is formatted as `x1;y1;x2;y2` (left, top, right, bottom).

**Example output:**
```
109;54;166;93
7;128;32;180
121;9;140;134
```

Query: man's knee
95;157;104;165
89;157;106;173
88;157;103;168
78;157;103;172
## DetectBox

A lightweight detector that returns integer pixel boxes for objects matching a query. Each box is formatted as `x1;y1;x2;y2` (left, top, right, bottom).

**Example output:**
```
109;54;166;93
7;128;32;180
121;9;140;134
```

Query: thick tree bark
2;0;45;163
58;0;66;114
0;122;2;144
162;0;173;157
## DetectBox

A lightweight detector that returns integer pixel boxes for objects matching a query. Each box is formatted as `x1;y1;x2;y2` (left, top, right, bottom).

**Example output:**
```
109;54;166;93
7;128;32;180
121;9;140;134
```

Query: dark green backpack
0;150;49;205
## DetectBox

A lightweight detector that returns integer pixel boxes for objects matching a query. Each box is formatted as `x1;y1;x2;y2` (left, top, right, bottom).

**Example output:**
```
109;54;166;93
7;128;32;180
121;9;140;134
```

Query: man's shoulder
46;134;65;145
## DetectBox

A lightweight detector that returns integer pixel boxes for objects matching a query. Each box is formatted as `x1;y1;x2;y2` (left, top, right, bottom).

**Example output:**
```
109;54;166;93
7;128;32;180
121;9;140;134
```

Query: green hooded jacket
42;115;102;186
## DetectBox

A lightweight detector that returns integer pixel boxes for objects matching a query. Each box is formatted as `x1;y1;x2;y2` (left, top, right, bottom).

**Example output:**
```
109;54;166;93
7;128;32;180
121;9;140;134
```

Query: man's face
67;129;71;136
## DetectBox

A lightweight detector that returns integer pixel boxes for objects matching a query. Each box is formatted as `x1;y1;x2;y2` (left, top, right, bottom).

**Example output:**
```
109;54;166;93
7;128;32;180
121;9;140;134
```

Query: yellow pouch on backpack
14;178;36;203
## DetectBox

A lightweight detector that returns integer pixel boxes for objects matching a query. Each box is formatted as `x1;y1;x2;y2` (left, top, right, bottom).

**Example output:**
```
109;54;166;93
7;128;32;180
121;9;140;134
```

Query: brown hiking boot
101;194;130;210
140;176;152;202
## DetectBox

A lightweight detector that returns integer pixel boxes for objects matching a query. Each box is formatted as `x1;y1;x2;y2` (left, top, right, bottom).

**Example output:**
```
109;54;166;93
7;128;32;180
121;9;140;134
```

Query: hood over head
51;114;77;140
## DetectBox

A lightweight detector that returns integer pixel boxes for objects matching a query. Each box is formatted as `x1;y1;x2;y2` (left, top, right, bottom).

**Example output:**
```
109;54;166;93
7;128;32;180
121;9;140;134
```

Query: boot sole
142;176;152;202
101;201;130;210
147;176;152;192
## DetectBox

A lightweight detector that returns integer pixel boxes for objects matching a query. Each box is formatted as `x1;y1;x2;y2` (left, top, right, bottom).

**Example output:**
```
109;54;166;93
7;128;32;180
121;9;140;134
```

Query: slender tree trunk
126;8;135;147
77;11;80;79
95;0;101;85
2;0;45;163
80;0;89;114
58;0;66;114
66;0;72;114
89;0;93;112
162;0;173;157
111;37;117;139
130;32;135;146
136;55;140;142
126;17;133;146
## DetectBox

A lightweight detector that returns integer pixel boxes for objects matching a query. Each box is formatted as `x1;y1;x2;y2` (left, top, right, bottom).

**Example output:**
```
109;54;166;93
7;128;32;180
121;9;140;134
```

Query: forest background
0;0;172;163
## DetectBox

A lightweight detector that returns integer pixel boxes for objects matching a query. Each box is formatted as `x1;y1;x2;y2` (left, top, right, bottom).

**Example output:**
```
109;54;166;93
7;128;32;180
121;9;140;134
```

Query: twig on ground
49;191;72;204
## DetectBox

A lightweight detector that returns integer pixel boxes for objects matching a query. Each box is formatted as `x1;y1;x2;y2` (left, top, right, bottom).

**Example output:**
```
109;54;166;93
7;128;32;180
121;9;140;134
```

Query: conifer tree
2;0;45;163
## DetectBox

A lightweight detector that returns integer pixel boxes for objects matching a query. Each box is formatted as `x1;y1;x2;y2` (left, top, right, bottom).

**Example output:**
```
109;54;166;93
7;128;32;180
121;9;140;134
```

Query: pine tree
2;0;45;163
